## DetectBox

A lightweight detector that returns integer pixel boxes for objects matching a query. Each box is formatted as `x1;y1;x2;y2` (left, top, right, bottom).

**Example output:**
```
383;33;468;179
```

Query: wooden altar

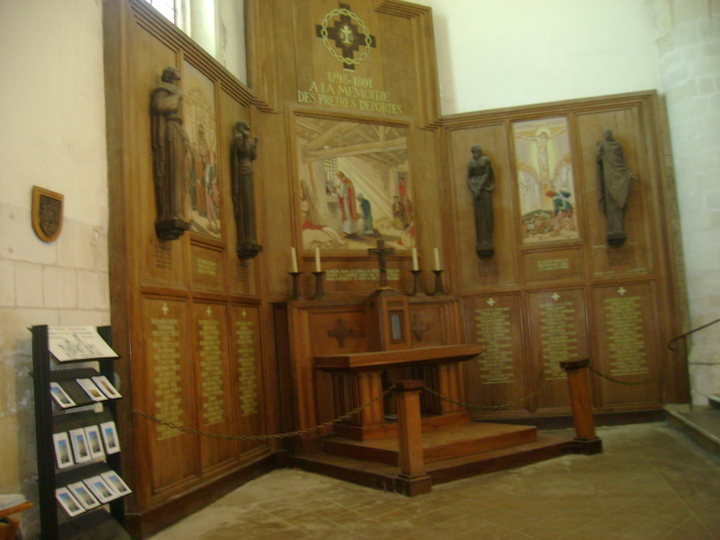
315;344;482;440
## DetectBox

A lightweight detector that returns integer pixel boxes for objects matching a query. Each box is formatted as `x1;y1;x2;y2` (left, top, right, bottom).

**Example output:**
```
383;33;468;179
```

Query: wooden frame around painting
512;116;580;244
291;111;415;254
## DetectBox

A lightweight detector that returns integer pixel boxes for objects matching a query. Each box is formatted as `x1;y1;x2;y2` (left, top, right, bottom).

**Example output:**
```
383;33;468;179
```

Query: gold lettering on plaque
198;318;225;425
236;318;258;416
537;259;570;272
325;268;400;282
604;296;648;375
155;244;172;270
538;300;578;379
197;258;218;276
151;317;184;440
297;73;403;115
474;307;514;384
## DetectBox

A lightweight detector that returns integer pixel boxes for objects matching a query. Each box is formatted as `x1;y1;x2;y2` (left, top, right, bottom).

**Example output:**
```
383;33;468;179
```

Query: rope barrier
134;320;720;439
133;384;395;441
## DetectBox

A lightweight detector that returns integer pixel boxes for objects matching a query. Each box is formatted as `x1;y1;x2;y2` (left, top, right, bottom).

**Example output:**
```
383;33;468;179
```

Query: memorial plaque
142;236;186;287
463;294;526;413
593;283;661;406
142;298;197;495
528;289;589;410
524;247;583;284
230;305;265;454
194;302;236;473
191;243;226;292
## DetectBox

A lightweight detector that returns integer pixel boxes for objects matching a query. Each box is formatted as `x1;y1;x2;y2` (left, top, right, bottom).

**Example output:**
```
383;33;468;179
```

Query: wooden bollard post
394;380;432;496
560;359;603;455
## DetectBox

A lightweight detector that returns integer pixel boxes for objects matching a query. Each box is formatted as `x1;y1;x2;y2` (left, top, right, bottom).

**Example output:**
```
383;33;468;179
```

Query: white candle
434;247;441;271
412;247;419;271
315;247;321;272
290;247;298;273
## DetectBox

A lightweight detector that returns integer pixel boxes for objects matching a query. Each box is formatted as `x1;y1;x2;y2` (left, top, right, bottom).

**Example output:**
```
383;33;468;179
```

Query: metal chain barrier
133;384;396;441
423;379;556;410
588;317;720;386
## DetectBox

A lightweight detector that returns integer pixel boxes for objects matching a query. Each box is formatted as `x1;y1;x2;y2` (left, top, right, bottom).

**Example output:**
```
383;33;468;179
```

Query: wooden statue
231;120;262;259
150;66;190;240
467;145;495;257
596;129;636;246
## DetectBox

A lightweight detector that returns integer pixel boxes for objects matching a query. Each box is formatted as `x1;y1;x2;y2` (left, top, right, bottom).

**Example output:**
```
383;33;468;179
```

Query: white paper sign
49;327;118;362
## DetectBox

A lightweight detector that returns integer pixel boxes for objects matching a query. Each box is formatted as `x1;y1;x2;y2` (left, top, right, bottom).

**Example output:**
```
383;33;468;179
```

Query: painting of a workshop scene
295;116;415;251
513;116;579;243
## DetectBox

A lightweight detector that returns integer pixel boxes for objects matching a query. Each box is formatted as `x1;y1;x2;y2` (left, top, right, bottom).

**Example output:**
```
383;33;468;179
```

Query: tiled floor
149;423;720;540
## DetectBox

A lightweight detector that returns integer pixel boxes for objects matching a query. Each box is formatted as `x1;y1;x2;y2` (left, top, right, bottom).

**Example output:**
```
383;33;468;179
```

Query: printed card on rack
49;382;75;409
84;425;105;459
76;378;107;401
100;421;120;454
53;432;74;469
100;471;132;496
67;481;100;511
83;475;119;503
49;326;118;362
69;428;92;464
55;487;85;517
91;375;122;399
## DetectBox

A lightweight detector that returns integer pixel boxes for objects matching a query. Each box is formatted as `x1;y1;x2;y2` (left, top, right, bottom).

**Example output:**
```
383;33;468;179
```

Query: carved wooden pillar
560;359;603;455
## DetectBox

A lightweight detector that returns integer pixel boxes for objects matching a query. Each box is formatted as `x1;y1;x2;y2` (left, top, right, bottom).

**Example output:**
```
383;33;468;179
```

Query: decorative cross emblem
411;314;430;342
206;307;213;316
316;3;376;70
551;292;560;301
161;303;169;315
487;298;496;306
242;309;248;318
368;238;395;287
618;287;627;296
328;318;354;348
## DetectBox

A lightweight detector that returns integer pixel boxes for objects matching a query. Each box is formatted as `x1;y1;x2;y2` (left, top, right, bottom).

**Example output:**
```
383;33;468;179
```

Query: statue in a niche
150;66;190;240
596;129;636;246
467;145;495;257
231;120;262;259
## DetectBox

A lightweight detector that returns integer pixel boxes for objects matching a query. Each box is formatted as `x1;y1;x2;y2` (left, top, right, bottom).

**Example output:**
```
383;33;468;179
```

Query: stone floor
148;423;720;540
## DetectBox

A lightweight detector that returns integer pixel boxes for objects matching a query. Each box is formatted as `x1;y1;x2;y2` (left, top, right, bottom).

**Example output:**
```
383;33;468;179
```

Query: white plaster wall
0;0;109;537
646;0;720;404
422;0;663;113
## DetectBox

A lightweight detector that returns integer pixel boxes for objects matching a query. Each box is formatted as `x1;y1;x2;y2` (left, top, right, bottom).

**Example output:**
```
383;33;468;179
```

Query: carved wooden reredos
103;0;683;536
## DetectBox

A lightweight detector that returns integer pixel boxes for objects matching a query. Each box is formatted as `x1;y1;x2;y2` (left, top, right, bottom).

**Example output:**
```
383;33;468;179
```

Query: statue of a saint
150;66;190;240
596;129;636;246
467;145;495;256
231;120;262;259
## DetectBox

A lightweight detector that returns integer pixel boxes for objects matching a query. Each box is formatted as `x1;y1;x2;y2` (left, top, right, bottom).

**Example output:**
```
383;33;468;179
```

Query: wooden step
324;422;537;465
292;434;575;495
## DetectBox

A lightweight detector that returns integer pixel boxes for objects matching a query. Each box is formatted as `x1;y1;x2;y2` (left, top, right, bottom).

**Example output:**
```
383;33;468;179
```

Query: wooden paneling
463;294;527;413
446;92;682;420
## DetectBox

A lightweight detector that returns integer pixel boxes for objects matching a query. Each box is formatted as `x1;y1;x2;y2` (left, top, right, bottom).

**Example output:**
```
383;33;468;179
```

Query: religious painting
294;114;415;252
513;117;579;244
183;60;221;238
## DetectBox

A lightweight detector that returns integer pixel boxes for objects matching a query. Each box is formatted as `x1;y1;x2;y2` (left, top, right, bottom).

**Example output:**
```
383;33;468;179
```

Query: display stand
31;325;130;540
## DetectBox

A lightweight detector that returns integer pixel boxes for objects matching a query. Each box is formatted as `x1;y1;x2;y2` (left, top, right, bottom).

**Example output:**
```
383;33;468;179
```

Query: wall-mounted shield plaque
32;186;64;242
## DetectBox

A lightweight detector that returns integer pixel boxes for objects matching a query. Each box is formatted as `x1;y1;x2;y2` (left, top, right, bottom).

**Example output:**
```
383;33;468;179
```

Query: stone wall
646;0;720;403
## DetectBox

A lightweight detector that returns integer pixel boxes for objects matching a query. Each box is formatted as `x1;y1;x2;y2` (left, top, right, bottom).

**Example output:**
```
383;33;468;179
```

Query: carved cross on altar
411;314;430;342
368;238;394;287
328;318;354;348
